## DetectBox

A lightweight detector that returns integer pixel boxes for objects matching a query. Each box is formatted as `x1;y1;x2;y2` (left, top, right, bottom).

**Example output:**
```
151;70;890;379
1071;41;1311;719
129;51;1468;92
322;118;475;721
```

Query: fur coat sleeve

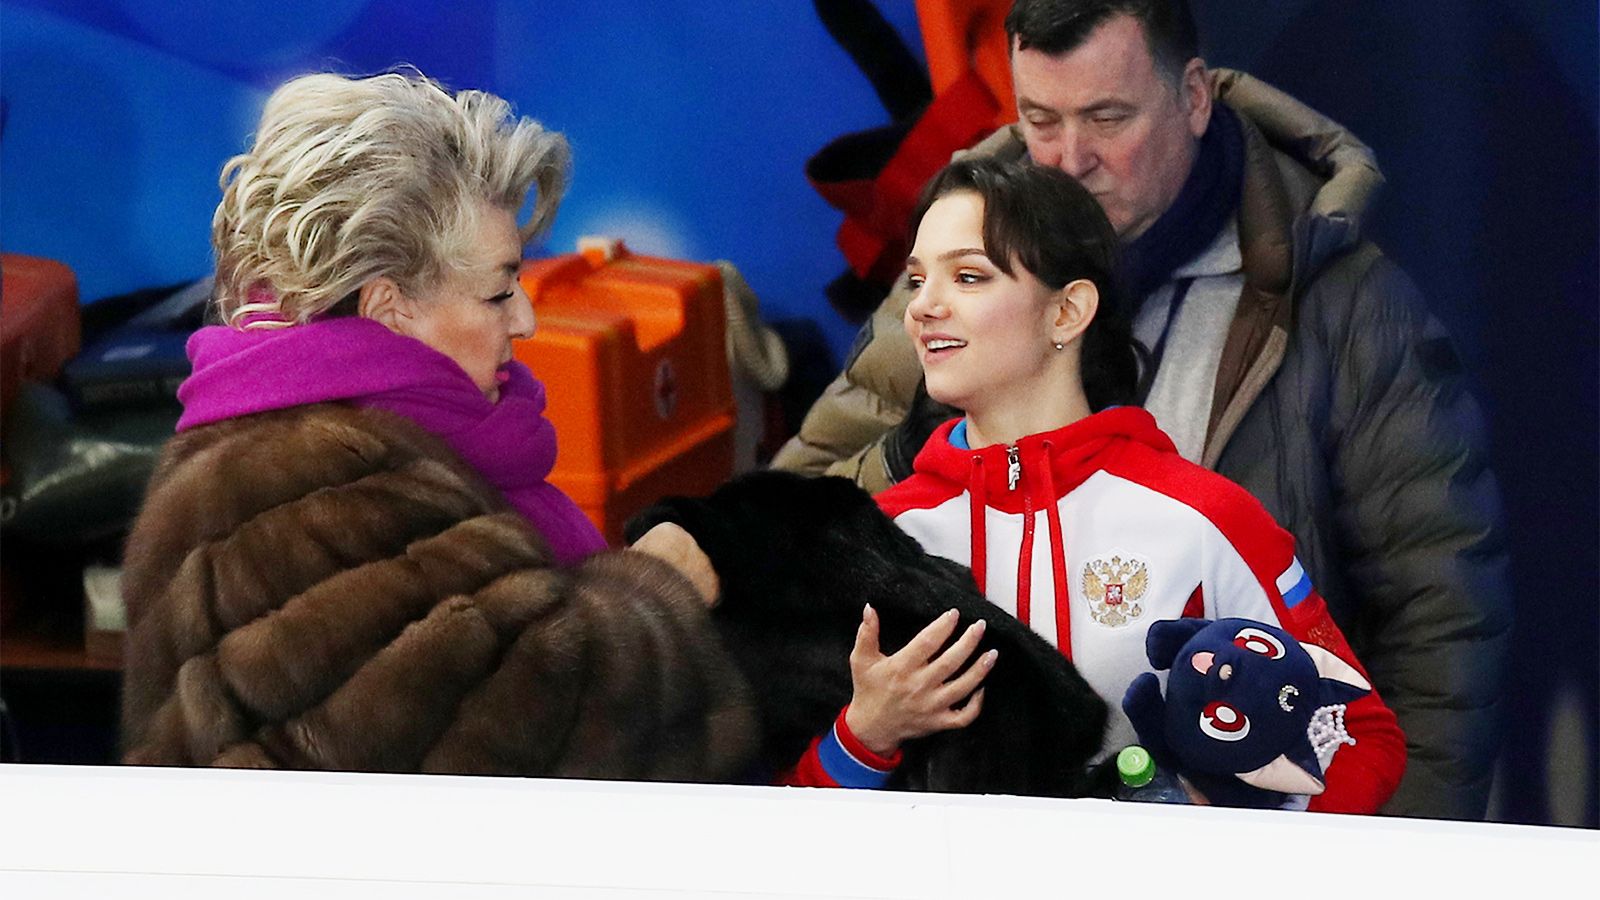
119;403;755;781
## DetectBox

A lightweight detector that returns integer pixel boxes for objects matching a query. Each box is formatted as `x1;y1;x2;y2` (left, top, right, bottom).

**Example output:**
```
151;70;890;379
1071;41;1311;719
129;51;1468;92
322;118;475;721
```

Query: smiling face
398;203;533;402
1010;14;1210;240
903;190;1073;438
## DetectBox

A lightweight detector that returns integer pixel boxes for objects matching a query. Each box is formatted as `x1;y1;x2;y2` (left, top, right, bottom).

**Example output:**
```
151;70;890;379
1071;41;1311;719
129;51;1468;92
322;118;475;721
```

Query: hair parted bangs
212;69;570;329
907;156;1146;410
907;157;1119;293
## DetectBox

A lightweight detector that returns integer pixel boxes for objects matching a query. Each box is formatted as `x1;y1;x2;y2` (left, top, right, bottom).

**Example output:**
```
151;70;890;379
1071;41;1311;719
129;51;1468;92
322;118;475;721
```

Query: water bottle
1115;745;1190;804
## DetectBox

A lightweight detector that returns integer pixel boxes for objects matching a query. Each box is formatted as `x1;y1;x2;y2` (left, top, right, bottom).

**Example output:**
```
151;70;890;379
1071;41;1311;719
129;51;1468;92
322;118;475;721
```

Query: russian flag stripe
1275;557;1306;595
1282;573;1313;608
1277;557;1313;608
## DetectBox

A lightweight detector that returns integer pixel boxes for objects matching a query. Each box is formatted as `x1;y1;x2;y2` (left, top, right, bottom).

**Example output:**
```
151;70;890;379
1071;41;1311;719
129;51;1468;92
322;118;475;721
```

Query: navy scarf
1119;103;1246;305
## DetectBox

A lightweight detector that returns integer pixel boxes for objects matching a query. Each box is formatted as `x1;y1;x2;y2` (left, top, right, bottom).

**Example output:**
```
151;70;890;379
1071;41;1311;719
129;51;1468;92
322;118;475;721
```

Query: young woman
120;71;751;777
784;157;1405;813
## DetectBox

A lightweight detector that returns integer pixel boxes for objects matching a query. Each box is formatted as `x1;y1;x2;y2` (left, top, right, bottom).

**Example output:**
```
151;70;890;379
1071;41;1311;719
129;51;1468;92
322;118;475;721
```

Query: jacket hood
1211;68;1384;287
910;407;1177;514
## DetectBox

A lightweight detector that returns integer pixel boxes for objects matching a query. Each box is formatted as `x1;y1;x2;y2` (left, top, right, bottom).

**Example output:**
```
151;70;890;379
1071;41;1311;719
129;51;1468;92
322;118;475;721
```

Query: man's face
1010;14;1210;240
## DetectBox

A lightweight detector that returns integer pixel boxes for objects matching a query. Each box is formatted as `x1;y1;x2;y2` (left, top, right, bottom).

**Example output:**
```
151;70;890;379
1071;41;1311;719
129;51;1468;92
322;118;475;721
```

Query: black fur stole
627;471;1113;797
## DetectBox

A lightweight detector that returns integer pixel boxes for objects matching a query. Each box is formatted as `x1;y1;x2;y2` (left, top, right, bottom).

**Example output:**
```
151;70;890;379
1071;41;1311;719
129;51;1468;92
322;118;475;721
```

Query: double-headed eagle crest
1081;554;1149;628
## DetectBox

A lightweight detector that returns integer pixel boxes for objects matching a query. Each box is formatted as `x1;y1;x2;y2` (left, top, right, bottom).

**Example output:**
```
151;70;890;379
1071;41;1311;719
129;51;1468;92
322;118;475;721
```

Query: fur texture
626;471;1113;797
121;403;756;781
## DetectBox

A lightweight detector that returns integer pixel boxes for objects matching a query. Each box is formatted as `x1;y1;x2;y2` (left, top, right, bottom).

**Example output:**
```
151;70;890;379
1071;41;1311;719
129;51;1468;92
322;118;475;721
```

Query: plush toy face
1123;616;1372;803
1163;620;1324;775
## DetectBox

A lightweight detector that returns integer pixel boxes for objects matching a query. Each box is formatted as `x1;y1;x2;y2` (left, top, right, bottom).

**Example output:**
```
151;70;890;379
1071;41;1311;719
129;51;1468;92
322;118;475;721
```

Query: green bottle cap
1117;745;1155;788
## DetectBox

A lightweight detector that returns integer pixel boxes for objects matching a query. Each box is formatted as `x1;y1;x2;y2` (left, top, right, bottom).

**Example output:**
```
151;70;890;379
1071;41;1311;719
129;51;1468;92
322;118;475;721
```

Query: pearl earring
1053;341;1065;351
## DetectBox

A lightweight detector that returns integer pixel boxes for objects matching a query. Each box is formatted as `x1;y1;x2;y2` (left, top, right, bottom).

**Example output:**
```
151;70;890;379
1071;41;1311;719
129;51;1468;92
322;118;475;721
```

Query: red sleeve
1282;592;1408;814
1134;464;1408;814
776;733;840;788
775;706;903;788
1135;463;1408;815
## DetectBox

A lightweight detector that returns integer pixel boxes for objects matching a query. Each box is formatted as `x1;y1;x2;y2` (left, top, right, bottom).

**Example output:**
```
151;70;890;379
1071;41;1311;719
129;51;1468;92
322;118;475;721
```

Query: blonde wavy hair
212;70;570;328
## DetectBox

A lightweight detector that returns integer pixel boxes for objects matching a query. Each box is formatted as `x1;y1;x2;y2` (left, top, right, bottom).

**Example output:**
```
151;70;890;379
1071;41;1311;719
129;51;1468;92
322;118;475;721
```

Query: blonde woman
120;71;752;778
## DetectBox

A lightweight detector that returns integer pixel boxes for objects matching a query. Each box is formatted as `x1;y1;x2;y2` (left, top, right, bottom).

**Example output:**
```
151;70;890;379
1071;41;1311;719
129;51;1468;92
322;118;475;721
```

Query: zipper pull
1007;444;1021;491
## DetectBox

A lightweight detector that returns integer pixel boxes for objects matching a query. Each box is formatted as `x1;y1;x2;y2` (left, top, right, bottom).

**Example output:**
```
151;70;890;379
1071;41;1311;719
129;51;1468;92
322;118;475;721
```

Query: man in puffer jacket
771;0;1510;820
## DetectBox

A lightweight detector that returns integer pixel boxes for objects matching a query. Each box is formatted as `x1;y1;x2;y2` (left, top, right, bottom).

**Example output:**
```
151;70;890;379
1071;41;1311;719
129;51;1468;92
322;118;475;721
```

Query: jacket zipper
1010;443;1035;627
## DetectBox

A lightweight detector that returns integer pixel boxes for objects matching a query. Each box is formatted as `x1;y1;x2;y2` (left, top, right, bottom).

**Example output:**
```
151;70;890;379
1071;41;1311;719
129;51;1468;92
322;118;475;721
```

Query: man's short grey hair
212;70;570;328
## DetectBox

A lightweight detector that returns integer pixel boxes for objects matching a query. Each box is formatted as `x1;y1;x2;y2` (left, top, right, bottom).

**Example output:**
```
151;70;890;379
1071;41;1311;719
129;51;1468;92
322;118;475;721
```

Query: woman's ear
1053;279;1100;346
358;277;413;334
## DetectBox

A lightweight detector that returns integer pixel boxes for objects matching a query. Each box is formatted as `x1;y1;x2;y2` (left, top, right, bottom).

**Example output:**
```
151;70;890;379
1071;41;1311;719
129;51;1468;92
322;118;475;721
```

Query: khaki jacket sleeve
769;281;921;494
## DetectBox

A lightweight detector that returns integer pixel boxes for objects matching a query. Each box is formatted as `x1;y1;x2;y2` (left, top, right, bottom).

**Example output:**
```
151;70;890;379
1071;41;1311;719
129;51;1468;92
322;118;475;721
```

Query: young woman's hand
843;604;996;758
630;522;720;608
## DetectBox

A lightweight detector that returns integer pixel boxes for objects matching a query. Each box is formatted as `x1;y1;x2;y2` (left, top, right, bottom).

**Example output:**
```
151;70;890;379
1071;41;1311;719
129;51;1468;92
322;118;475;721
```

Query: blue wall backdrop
2;1;1594;826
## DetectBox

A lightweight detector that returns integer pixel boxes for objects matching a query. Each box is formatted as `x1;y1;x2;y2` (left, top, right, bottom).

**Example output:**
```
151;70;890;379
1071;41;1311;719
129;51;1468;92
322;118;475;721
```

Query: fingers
850;604;884;668
946;687;985;729
935;648;997;709
927;618;987;682
898;608;961;663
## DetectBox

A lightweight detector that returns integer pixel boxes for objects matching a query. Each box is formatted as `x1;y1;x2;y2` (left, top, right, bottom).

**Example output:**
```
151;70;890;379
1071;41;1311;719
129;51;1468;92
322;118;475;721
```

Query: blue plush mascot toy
1122;617;1372;809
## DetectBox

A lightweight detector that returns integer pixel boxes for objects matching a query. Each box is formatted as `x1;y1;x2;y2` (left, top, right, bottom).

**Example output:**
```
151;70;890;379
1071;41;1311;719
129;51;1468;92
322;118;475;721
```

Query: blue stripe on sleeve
1283;573;1313;608
817;725;892;789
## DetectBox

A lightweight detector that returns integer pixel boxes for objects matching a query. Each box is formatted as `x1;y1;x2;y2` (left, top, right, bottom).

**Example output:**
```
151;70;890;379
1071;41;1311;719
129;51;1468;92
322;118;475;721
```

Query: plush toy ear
1302;643;1372;699
1145;617;1212;670
1121;673;1181;772
1236;752;1326;796
1122;674;1165;744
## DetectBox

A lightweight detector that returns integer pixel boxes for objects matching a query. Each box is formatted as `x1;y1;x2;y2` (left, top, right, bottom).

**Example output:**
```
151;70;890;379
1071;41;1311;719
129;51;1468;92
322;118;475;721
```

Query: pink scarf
177;316;607;565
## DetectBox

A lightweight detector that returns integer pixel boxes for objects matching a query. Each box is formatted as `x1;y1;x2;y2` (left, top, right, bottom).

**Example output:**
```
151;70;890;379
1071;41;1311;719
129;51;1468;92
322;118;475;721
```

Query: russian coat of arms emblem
1082;554;1149;628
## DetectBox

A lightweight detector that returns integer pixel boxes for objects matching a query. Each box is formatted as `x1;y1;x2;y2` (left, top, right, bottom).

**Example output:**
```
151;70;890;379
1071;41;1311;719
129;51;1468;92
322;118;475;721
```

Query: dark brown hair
1005;0;1199;82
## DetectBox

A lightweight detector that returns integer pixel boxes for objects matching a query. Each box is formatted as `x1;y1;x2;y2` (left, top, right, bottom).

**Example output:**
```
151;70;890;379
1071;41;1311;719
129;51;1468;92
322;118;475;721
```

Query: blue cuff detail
817;724;893;789
1282;573;1313;608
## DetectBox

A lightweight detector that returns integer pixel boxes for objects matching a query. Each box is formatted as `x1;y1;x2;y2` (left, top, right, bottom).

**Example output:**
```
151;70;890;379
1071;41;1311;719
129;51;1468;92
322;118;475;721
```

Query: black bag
1;381;177;545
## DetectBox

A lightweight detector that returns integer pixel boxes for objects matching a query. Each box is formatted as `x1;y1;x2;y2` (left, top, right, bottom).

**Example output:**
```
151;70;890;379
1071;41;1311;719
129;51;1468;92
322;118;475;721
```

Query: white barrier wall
2;764;1593;897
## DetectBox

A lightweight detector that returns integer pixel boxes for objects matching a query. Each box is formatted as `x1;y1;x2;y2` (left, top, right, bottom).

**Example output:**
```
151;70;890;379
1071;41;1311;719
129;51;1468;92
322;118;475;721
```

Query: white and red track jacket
782;407;1405;813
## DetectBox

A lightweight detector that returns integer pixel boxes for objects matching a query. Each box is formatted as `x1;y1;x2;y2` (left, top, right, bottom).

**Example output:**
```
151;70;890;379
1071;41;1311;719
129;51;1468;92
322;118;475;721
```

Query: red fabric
1288;594;1408;814
968;455;989;594
1015;466;1036;628
874;408;1404;813
876;418;968;517
878;408;1175;516
1103;449;1406;814
1038;442;1072;654
775;735;835;787
836;72;1002;282
0;254;81;412
776;706;903;787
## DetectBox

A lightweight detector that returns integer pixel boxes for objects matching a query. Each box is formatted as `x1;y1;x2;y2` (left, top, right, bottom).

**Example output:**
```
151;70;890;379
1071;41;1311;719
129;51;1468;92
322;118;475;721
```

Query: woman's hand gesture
843;605;996;758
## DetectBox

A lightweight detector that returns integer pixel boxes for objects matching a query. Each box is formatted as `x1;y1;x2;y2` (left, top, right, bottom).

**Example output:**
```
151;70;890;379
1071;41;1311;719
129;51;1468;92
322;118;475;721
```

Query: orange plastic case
514;241;734;546
0;254;81;415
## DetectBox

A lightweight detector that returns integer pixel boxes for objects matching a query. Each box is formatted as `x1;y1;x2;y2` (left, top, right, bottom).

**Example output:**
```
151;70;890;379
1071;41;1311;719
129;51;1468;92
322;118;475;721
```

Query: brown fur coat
120;403;756;780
